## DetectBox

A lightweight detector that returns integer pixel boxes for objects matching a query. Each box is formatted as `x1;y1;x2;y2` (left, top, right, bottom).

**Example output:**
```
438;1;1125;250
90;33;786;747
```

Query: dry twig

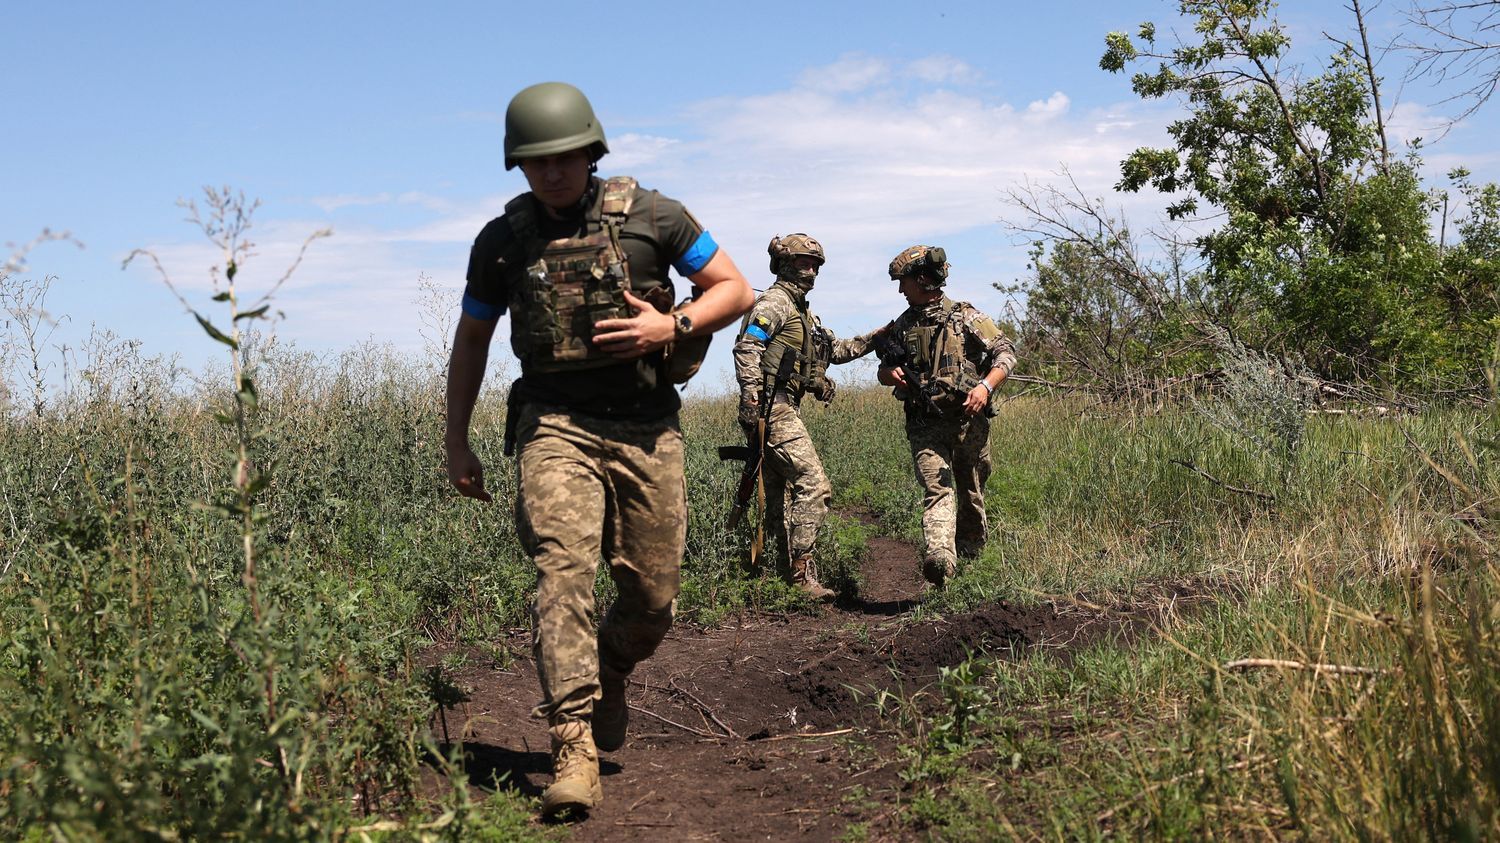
627;703;720;739
1168;459;1276;502
1223;658;1385;676
668;678;742;739
751;728;855;742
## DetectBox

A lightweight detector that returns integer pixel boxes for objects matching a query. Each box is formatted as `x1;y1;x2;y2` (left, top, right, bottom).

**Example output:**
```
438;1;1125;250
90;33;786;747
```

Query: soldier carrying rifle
727;234;876;602
869;245;1016;588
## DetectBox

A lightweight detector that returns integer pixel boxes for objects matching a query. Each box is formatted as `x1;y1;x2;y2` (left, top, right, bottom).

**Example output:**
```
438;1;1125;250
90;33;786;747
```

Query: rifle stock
720;351;796;534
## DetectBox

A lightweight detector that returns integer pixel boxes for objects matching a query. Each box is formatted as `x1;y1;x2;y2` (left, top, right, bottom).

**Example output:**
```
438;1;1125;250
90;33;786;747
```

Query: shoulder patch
744;318;772;343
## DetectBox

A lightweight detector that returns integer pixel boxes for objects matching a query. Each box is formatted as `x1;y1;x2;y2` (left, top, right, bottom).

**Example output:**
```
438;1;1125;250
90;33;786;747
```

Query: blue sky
7;0;1500;396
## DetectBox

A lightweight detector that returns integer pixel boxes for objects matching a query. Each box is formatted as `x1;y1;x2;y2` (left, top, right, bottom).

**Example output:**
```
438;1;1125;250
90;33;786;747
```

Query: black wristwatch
673;311;694;338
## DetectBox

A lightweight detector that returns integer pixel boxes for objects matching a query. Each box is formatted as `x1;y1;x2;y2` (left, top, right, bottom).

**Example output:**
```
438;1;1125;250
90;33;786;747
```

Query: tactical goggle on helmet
888;245;949;290
503;81;609;171
767;233;826;273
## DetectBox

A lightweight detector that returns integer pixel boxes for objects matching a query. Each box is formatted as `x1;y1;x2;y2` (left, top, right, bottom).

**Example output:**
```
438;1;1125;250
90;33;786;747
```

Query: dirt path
430;519;1205;840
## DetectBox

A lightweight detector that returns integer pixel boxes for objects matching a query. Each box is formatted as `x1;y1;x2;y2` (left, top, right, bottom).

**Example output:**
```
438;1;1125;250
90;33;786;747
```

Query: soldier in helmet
444;82;754;819
731;234;873;602
869;245;1016;587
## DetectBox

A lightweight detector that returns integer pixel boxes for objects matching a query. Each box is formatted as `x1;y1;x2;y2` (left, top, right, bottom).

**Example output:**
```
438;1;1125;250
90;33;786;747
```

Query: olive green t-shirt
462;176;719;419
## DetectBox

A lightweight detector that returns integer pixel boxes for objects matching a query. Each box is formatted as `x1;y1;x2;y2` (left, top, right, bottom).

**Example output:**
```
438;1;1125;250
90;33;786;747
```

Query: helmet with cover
504;82;609;171
768;233;825;291
767;233;825;274
888;244;949;291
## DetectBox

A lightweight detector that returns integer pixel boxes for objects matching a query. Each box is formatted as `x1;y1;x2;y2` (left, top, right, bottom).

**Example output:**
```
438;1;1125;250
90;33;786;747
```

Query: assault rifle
719;352;796;538
873;331;947;419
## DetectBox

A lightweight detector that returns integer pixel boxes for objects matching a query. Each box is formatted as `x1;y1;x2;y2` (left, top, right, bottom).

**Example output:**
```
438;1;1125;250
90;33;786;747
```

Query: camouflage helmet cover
767;233;826;274
888;244;949;290
503;82;609;171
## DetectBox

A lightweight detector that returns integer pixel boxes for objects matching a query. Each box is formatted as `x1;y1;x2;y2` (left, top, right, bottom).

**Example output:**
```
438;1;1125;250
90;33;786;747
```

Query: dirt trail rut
430;520;1201;841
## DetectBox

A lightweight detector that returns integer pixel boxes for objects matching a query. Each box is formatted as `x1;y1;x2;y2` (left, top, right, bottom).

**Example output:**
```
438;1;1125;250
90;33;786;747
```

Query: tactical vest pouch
656;286;712;385
904;307;974;417
665;330;712;385
506;177;637;373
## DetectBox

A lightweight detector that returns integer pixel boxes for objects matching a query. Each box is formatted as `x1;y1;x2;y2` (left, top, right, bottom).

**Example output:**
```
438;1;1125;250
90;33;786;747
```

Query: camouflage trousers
756;401;832;562
514;403;684;725
907;413;992;569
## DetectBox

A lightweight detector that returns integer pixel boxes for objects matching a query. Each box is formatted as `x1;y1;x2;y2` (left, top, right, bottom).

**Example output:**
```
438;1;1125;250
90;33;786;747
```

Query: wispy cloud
124;54;1175;391
306;191;454;214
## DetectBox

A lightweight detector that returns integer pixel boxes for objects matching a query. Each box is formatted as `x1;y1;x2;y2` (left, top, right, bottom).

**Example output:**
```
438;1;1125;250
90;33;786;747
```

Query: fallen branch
751;728;855;742
1006;374;1085;391
627;703;719;739
1168;459;1276;503
668;678;741;740
1223;658;1385;676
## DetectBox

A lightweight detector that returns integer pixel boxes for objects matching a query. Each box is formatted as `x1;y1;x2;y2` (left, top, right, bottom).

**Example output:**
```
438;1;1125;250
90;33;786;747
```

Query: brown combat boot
594;664;629;752
922;556;958;588
541;720;601;819
791;554;836;603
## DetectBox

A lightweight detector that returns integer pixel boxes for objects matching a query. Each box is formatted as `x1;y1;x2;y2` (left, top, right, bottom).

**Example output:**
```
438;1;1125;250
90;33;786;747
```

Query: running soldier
871;245;1015;587
731;234;871;602
445;82;754;818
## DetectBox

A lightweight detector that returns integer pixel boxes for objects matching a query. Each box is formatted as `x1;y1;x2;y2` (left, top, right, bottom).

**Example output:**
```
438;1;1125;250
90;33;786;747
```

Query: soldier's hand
962;383;990;417
880;365;909;389
738;400;759;428
810;375;837;403
446;445;493;503
593;289;675;358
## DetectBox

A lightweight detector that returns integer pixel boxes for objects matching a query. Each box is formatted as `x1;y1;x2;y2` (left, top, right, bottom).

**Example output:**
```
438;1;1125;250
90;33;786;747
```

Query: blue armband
744;323;770;342
672;230;719;277
462;292;503;321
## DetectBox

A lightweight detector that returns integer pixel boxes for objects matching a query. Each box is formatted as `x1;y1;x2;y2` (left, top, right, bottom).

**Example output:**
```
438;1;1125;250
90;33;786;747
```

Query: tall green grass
5;203;1497;837
855;391;1500;840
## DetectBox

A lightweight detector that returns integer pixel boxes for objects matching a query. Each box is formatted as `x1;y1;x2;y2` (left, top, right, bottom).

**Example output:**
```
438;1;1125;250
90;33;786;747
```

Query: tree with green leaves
1100;0;1484;392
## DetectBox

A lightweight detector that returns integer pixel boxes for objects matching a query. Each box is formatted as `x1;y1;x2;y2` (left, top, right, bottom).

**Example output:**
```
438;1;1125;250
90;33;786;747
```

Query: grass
3;222;1498;837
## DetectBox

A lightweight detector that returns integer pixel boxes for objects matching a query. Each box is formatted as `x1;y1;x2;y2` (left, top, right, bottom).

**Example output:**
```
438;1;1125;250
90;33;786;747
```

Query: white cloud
608;132;682;170
797;55;891;93
307;191;453;214
906;55;981;85
1026;91;1071;118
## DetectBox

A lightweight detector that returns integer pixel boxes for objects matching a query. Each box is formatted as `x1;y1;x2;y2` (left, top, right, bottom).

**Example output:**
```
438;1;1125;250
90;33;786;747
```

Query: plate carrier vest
753;283;832;401
504;177;651;373
901;297;979;415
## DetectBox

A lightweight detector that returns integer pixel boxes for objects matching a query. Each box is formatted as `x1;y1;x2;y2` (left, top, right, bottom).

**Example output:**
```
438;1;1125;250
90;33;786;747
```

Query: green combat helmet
766;233;826;273
504;82;609;170
888;244;949;291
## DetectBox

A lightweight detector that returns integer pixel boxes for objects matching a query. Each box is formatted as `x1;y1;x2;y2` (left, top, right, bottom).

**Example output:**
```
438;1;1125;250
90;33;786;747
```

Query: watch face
676;313;693;335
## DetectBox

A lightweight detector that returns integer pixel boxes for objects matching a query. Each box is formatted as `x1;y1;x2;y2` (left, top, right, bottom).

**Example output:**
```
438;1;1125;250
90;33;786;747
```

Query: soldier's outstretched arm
593;249;755;357
445;312;497;502
829;324;890;365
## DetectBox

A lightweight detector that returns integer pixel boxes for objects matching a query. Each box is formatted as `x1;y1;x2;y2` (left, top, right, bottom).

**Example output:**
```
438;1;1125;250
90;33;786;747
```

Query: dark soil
425;516;1217;841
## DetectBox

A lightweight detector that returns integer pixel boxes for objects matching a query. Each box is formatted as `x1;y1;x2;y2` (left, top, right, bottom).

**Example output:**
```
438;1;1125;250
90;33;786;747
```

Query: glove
809;375;837;404
738;399;760;428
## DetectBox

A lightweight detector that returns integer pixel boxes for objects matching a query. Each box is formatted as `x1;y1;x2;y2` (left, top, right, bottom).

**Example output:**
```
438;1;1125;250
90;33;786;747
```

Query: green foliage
2;191;450;840
1196;323;1316;486
1092;2;1500;394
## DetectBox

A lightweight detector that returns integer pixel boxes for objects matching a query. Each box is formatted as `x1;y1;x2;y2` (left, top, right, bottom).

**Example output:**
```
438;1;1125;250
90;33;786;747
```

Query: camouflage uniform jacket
732;280;872;408
875;296;1016;423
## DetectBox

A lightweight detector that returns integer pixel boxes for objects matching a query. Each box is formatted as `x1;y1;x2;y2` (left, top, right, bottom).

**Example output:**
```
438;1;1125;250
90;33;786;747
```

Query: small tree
1101;0;1468;391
